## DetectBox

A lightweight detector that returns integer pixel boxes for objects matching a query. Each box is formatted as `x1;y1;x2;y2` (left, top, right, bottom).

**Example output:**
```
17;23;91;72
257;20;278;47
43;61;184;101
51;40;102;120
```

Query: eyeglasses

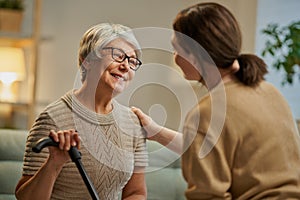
102;47;142;71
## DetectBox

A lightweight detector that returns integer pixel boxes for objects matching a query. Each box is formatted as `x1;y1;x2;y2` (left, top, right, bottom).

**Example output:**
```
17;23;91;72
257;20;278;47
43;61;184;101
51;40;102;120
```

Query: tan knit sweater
22;90;148;200
182;80;300;199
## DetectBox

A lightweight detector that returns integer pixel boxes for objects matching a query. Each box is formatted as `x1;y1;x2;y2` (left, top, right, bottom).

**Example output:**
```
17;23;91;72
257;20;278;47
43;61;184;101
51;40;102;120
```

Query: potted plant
261;20;300;85
0;0;24;32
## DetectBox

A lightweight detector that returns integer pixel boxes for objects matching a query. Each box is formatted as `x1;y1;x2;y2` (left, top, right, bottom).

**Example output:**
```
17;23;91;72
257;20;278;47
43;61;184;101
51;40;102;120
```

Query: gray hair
78;23;141;82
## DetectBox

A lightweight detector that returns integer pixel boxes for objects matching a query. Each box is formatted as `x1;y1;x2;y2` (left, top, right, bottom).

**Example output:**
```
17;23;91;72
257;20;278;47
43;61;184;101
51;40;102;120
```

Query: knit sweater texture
22;90;148;199
182;80;300;199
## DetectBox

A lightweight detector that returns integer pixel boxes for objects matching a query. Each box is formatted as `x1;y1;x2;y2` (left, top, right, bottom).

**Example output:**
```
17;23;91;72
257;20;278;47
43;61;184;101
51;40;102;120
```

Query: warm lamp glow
0;47;25;81
0;47;26;102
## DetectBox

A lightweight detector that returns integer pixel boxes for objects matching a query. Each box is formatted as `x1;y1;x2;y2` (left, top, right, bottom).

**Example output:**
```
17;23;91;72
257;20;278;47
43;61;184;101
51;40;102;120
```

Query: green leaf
261;20;300;86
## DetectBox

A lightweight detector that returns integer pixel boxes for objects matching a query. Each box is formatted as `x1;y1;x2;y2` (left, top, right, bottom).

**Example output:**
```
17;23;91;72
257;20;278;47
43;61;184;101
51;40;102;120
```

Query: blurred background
0;0;299;131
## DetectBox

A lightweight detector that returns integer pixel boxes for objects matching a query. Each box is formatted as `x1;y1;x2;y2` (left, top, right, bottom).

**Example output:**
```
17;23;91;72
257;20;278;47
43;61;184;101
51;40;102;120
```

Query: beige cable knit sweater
182;80;300;199
22;90;148;200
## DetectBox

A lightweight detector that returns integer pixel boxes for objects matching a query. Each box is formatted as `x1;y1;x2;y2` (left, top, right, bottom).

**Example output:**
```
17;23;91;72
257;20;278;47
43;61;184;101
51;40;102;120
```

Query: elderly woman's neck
74;87;113;114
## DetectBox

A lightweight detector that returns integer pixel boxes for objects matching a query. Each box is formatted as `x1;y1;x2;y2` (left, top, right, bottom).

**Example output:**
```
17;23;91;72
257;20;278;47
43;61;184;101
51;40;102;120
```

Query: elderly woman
15;23;148;200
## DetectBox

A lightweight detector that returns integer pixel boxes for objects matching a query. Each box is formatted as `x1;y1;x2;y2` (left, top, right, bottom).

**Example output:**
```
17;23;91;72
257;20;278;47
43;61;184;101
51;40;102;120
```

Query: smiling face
94;38;139;96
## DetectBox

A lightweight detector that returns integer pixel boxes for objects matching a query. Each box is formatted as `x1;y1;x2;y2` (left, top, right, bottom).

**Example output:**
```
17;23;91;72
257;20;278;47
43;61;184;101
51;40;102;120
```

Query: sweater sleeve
22;111;58;176
133;132;148;167
132;116;148;168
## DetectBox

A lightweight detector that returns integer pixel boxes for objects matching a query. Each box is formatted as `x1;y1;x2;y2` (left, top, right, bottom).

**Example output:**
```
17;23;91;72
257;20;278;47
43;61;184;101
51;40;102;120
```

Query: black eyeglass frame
102;47;142;71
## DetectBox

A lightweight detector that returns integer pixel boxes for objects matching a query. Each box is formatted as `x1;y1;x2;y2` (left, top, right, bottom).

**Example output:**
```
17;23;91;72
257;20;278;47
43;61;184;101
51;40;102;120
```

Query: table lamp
0;47;26;102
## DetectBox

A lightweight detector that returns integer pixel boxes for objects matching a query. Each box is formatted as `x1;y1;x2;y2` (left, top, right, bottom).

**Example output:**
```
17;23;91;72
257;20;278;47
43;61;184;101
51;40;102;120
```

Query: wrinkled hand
48;129;81;166
131;107;163;140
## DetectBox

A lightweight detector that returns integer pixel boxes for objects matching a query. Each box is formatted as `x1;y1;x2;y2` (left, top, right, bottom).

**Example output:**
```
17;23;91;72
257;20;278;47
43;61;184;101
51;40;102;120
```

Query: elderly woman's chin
112;82;129;96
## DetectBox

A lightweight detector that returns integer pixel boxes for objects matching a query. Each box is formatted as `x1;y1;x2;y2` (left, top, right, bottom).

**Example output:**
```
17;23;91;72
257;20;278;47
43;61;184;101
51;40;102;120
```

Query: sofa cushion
0;129;27;161
0;194;16;200
0;161;23;194
146;167;186;200
146;141;187;200
0;129;27;199
147;140;181;168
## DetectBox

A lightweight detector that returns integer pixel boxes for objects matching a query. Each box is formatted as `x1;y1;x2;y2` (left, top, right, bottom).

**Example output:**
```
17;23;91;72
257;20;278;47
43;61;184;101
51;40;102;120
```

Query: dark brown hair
173;2;267;86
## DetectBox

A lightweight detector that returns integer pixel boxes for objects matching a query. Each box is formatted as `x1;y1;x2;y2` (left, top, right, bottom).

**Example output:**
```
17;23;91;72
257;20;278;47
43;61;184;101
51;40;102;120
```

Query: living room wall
34;0;258;131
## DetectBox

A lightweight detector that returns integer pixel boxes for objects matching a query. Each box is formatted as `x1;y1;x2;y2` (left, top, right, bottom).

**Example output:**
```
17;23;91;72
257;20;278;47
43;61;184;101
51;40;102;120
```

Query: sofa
0;129;187;200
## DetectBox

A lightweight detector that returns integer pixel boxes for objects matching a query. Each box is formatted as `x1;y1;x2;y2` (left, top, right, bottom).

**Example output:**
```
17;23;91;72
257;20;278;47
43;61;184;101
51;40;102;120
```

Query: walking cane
32;137;100;200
